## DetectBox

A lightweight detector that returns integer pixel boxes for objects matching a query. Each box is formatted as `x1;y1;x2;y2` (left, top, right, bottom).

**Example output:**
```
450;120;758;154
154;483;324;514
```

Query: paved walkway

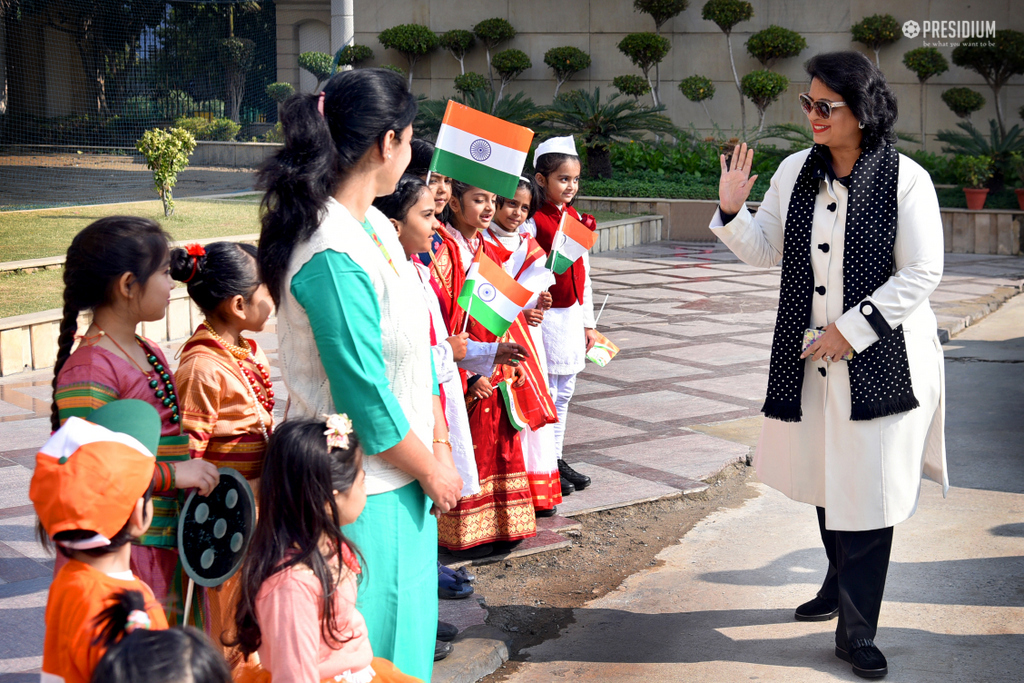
0;242;1021;679
501;292;1024;683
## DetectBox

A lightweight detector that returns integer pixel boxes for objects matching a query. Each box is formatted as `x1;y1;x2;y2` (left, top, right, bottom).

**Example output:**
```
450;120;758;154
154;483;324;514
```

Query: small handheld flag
586;331;620;367
497;378;529;432
458;251;533;337
430;101;534;199
545;212;597;274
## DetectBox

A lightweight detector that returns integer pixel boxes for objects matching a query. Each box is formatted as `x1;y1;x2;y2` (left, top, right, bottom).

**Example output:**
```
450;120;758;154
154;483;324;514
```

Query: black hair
169;242;260;313
495;176;541;221
408;138;435;178
51;482;155;558
91;590;231;683
533;152;581;205
372;174;430;222
51;217;170;431
805;51;898;150
257;68;418;306
233;419;363;658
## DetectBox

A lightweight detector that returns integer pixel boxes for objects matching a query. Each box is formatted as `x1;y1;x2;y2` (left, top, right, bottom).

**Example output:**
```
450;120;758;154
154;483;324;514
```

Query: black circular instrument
178;468;255;588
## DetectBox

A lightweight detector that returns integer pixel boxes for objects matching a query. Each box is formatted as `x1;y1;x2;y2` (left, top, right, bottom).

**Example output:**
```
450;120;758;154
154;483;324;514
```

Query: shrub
454;72;489;95
679;74;716;124
937;118;1024;188
617;33;672;106
952;30;1024;136
380;64;406;75
298;51;335;90
952;155;994;188
898;148;957;185
544;46;591;98
492;49;532;104
173;116;241;142
745;25;807;69
439;29;475;75
941;88;986;119
474;18;517;90
261;122;284;143
1008;151;1024;187
335;43;374;67
266;82;295;104
613;75;652;99
172;116;207;138
136;127;197;216
633;1;690;31
378;23;438;86
851;14;900;67
741;70;789;134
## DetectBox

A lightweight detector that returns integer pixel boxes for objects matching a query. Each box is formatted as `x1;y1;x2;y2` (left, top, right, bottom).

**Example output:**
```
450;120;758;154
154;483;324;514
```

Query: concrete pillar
331;0;354;54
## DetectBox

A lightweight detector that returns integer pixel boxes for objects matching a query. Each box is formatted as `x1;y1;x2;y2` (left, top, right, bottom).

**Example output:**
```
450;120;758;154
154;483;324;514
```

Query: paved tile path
0;241;1021;679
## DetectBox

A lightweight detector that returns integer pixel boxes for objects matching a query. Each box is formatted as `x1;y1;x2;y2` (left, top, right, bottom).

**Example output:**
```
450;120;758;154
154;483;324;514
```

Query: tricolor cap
30;400;160;549
533;135;579;168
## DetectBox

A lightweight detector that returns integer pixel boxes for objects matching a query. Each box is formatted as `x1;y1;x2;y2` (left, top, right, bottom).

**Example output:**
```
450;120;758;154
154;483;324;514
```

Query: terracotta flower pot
1016;188;1024;211
963;187;990;210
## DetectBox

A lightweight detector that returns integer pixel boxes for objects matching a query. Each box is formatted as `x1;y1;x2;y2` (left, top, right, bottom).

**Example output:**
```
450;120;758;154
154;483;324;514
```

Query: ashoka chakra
470;139;492;162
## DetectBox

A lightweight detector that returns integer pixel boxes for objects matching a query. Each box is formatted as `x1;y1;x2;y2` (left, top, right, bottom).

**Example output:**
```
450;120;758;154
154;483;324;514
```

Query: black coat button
818;243;830;252
827;202;837;212
818;367;827;377
815;286;826;295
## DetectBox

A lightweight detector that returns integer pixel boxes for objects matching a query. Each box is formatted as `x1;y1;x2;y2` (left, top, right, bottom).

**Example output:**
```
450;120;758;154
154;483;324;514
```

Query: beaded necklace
201;321;274;441
94;326;180;425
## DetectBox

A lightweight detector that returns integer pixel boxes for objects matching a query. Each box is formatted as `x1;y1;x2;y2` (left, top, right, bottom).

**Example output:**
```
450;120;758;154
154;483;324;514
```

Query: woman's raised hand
719;142;759;215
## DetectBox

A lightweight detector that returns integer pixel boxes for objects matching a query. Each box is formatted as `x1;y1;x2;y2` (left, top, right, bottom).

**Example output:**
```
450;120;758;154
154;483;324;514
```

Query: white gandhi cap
533;135;579;168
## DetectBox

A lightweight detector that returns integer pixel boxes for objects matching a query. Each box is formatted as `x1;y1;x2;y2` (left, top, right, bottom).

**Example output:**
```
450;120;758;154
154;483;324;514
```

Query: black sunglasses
799;93;848;119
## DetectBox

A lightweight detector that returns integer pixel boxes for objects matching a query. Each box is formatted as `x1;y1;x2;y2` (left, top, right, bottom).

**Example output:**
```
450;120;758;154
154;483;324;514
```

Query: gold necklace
203;320;249;359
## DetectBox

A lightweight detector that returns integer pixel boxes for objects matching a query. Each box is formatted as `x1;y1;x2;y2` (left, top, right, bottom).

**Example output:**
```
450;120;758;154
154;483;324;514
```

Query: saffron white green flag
497;378;529;431
545;212;597;274
430;101;534;199
458;251;533;337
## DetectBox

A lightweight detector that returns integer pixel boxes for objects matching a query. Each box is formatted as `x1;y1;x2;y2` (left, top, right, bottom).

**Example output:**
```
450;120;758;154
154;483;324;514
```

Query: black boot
559;460;591;490
560;476;575;496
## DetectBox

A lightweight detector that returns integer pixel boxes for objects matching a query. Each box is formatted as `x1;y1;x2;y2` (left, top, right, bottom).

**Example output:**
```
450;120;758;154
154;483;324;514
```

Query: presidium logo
903;19;996;47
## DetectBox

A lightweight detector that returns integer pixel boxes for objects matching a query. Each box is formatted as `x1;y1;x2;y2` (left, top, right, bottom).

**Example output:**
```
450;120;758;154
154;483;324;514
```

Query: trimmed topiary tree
335;44;374;69
617;33;672;106
702;0;754;135
266;82;294;104
746;25;807;69
851;14;900;68
221;37;255;122
544;46;591;98
613;75;652;100
378;23;439;87
474;18;517;91
439;29;475;75
941;87;986;120
454;72;489;96
679;74;716;124
492;48;532;108
633;1;690;106
380;64;406;76
298;51;335;92
952;29;1024;136
741;70;789;135
136;127;197;217
903;47;949;150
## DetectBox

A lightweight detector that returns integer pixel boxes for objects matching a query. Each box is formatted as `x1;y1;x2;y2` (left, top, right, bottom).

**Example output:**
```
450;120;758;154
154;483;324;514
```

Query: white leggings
547;373;577;461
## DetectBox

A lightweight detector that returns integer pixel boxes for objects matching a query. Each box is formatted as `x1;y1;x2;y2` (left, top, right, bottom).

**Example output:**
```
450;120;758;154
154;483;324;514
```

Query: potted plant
954;155;994;209
1009;152;1024;210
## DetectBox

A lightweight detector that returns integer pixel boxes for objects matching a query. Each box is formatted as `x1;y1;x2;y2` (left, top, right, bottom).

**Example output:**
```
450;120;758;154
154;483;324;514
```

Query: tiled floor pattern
1;242;1022;676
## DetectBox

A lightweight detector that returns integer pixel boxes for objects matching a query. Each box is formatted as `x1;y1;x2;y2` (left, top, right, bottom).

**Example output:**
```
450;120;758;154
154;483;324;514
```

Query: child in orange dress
233;418;422;683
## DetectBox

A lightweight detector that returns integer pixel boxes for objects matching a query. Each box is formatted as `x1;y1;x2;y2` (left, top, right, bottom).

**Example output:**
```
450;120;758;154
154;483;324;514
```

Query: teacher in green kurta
256;68;463;682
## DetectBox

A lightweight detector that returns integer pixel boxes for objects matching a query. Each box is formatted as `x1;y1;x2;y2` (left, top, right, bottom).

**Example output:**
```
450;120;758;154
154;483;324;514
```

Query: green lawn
0;197;261;263
0;268;67;318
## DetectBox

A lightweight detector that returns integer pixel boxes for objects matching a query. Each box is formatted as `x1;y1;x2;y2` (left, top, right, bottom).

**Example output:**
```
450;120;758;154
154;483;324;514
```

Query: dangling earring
858;122;865;129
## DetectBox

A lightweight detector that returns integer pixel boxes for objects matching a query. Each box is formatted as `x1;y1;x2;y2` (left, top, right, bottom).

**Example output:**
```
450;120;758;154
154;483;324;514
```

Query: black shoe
835;639;888;679
560;476;575;496
794;596;839;621
449;543;494;559
437;620;458;642
559;460;591;490
535;505;558;518
434;639;453;661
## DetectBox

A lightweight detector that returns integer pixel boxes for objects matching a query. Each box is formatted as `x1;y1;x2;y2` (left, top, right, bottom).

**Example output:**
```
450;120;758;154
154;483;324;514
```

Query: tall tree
702;0;754;136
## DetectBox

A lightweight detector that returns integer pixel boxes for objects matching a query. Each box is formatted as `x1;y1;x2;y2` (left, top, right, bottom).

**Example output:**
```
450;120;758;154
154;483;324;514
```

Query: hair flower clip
125;609;152;634
323;413;354;450
185;243;206;257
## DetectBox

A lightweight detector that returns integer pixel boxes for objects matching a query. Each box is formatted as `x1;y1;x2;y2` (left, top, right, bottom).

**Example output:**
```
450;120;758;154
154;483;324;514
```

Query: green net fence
0;0;277;211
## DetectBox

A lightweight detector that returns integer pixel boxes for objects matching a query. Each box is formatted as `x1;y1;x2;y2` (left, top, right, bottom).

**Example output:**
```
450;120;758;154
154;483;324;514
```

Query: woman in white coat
711;52;946;680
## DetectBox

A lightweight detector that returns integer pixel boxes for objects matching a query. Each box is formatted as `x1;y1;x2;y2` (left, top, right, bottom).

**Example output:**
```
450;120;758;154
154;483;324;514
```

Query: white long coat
710;148;948;531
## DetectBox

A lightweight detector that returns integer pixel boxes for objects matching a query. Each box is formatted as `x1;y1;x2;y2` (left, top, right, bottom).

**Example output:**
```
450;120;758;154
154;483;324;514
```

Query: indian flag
430;101;534;199
497;379;529;432
545;212;597;274
458;251;532;337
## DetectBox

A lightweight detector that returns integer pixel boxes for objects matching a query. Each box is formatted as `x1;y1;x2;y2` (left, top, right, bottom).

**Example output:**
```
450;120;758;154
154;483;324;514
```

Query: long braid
50;300;81;431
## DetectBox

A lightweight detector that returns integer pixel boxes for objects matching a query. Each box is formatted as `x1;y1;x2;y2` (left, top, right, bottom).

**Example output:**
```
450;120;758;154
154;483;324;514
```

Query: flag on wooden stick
545;212;597;274
457;251;533;337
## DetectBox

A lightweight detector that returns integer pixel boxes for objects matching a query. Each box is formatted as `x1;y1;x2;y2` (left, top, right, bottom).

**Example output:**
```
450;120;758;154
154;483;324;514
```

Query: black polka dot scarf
763;142;919;423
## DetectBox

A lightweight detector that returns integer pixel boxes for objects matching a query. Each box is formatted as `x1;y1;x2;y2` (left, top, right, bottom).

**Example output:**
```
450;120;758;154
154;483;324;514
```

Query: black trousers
815;506;894;648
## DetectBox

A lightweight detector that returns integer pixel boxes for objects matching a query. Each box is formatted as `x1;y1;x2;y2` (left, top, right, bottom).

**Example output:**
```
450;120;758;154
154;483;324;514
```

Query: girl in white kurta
711;52;947;680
